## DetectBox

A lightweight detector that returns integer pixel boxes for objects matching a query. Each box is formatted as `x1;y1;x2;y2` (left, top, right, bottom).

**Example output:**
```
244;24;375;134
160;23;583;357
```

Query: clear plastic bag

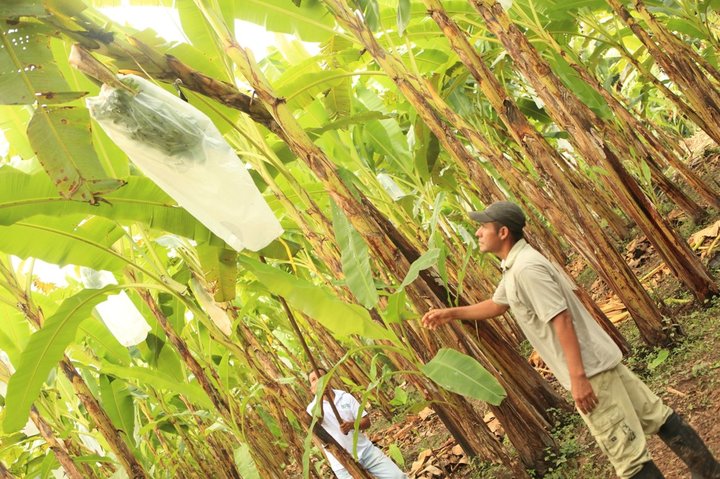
87;74;283;251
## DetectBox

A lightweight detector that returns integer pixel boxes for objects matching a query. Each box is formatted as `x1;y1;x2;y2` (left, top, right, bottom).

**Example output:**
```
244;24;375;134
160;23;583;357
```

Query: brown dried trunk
0;462;14;479
58;359;147;478
471;0;718;303
29;406;85;479
538;26;720;211
392;325;517;471
624;0;720;145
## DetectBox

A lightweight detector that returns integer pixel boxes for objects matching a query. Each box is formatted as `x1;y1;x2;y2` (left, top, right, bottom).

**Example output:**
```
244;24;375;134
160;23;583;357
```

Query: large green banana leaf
238;256;394;341
0;168;213;243
331;201;378;309
99;362;214;411
236;0;337;42
421;348;506;405
196;243;238;302
0;21;83;105
99;374;136;445
0;303;31;366
0;215;126;272
3;286;115;433
27;106;124;203
77;316;132;366
0;1;45;17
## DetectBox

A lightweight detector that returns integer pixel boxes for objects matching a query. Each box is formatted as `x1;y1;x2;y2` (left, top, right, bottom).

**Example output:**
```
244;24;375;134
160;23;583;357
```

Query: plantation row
0;0;718;477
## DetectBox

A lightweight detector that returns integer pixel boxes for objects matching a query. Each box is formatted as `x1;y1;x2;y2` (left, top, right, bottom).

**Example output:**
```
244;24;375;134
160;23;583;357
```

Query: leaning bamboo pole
469;0;718;302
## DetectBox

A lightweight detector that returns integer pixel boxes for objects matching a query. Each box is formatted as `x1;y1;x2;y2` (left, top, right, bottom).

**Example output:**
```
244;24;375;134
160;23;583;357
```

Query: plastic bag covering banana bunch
87;74;283;251
80;268;151;347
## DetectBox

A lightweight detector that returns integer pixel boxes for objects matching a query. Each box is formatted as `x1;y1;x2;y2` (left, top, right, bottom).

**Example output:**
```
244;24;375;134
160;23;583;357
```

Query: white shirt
307;389;371;472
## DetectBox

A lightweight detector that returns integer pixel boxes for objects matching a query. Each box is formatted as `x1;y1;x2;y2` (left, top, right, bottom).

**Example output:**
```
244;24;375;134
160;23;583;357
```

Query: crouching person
307;368;407;479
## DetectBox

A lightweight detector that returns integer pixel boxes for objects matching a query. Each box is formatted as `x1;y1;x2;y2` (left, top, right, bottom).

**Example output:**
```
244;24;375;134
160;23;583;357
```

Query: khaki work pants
578;364;673;478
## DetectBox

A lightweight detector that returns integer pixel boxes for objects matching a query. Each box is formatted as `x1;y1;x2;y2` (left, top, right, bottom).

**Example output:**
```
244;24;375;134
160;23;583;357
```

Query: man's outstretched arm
421;299;509;330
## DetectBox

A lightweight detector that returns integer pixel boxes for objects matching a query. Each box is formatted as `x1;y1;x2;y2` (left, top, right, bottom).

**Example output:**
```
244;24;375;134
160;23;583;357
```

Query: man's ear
499;225;509;240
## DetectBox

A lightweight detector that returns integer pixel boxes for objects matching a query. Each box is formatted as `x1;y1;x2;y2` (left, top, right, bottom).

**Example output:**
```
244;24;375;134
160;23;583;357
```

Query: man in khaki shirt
422;201;719;479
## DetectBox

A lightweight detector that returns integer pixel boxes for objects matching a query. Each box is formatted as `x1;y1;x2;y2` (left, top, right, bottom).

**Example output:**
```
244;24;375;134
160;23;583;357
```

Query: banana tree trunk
58;358;147;478
29;406;86;479
176;397;244;479
613;0;720;144
398;320;525;475
135;288;233;420
0;462;14;479
535;28;720;211
150;406;211;478
470;0;718;302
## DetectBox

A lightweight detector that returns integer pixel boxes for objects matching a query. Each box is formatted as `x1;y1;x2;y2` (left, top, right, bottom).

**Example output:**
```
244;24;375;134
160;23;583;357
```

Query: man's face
308;370;324;395
475;222;506;254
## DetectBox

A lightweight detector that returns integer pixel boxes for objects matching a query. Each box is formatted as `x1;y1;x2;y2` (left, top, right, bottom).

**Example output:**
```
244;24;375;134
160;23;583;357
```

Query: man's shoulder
333;389;355;403
513;246;552;273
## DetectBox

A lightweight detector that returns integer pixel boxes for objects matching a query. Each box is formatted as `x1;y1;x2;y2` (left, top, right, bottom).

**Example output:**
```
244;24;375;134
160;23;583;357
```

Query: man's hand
571;375;598;414
422;301;508;329
339;421;355;435
421;309;454;330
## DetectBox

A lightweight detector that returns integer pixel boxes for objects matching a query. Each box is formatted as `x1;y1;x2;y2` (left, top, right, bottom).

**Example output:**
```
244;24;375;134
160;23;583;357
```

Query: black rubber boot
630;461;665;478
658;412;720;479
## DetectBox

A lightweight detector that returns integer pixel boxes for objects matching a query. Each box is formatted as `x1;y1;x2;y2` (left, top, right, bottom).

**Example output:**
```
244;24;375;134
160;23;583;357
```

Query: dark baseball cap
469;201;526;231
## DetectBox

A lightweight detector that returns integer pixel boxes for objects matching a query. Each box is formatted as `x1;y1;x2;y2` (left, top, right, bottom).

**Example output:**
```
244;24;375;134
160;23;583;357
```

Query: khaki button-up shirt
492;240;622;389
